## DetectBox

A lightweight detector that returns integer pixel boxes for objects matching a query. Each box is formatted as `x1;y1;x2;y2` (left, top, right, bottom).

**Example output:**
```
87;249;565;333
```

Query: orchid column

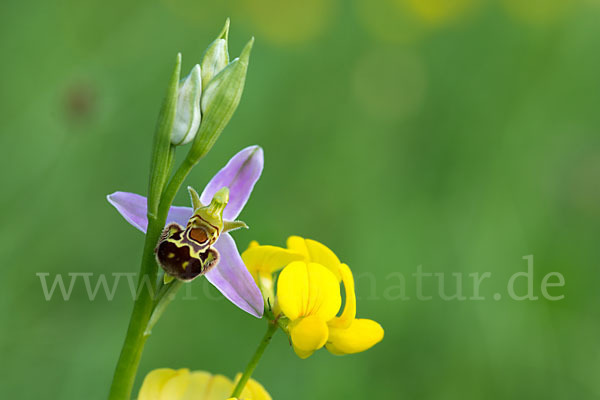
106;20;260;400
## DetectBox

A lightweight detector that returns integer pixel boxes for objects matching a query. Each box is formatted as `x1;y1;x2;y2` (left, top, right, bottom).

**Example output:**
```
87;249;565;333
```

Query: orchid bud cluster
171;18;253;163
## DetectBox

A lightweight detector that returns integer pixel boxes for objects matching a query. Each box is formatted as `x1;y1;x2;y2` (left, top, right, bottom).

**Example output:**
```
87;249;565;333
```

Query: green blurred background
1;0;599;398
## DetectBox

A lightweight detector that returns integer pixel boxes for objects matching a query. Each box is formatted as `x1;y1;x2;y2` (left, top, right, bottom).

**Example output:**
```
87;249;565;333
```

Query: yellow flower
138;368;271;400
286;236;342;280
242;240;305;306
277;236;384;359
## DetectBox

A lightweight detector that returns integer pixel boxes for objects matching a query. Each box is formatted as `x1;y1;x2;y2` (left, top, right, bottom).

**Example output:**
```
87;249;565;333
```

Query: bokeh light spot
352;48;427;121
405;0;480;26
356;0;480;43
236;0;336;45
355;0;427;43
162;0;230;24
501;0;576;25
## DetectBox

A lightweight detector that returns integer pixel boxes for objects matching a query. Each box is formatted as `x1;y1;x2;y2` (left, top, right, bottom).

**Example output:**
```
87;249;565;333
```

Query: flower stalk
108;54;184;400
107;21;258;400
231;321;279;398
108;148;204;400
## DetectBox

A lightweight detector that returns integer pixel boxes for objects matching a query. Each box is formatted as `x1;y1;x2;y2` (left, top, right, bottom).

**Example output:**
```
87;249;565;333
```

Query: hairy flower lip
107;145;264;318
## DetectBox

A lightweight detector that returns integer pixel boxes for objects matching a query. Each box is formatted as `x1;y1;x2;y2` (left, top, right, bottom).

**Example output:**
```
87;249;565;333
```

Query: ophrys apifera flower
107;146;264;317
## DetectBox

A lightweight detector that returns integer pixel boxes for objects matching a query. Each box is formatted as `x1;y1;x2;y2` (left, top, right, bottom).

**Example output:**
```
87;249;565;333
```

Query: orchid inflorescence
106;19;383;400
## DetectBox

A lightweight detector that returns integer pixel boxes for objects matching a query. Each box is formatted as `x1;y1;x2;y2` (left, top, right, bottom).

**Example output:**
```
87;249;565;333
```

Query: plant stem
158;157;195;220
107;158;196;400
107;218;164;400
231;322;278;398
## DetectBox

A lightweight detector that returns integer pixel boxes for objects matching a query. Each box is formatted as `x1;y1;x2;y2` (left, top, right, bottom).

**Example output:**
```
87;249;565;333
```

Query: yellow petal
180;371;212;400
327;263;356;330
205;374;234;400
289;315;329;359
277;261;341;321
286;236;309;258
160;369;191;400
305;239;342;280
138;368;189;400
242;245;305;276
233;374;273;400
326;319;384;355
243;378;272;400
292;346;315;359
287;236;341;280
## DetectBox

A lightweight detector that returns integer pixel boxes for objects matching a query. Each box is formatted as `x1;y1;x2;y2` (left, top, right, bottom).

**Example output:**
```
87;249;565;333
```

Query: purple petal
106;192;148;232
166;206;194;228
200;145;263;220
107;192;193;233
207;233;264;318
108;191;263;317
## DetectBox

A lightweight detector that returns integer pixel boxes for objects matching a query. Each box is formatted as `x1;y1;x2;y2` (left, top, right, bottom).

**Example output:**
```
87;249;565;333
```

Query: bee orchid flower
107;145;264;318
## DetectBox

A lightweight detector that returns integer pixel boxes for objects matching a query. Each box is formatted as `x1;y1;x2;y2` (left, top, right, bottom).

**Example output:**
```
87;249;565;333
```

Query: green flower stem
107;218;165;400
107;157;196;400
231;322;279;398
158;157;196;219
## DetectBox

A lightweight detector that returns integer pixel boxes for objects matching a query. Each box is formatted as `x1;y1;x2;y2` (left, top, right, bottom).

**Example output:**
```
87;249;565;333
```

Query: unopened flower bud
171;64;202;145
187;37;254;162
200;38;253;117
201;19;230;89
